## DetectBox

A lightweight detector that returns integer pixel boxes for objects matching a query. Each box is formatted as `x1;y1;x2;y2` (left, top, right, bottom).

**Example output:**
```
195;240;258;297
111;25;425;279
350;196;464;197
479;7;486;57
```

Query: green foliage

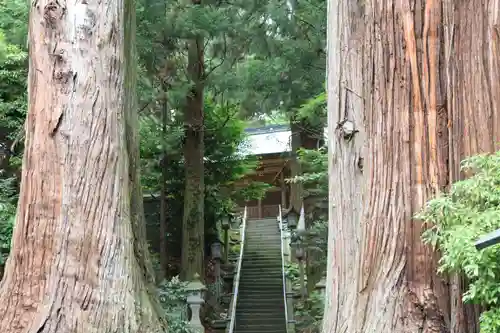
292;147;327;197
0;31;6;63
0;0;28;47
232;181;271;202
140;97;258;205
0;176;17;266
157;276;193;333
139;98;260;270
0;40;27;140
285;263;324;333
222;0;326;119
290;148;328;277
417;151;500;333
296;92;326;128
0;202;14;266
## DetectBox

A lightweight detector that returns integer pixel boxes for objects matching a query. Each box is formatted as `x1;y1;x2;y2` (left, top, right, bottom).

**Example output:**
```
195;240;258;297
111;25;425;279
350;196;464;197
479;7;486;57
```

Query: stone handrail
226;206;247;333
278;205;295;333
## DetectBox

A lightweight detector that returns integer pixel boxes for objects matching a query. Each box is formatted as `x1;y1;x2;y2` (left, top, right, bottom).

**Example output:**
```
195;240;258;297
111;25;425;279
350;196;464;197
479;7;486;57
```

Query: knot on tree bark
43;1;66;27
337;119;358;141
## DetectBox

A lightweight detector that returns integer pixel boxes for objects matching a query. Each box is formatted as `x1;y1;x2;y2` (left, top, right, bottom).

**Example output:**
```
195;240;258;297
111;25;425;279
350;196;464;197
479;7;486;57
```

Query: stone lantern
185;274;206;332
283;206;299;229
221;213;232;262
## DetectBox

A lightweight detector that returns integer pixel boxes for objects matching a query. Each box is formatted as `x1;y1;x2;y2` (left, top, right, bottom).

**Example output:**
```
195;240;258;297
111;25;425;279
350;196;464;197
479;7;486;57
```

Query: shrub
418;151;500;333
157;276;193;333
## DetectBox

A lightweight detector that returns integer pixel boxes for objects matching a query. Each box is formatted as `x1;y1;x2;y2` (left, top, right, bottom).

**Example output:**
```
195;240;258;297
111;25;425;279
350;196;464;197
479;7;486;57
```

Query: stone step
241;264;283;270
244;250;281;253
246;227;280;230
238;282;283;289
239;273;283;278
244;237;280;241
235;330;285;333
237;300;285;307
237;298;285;304
236;319;286;327
235;320;286;328
246;227;280;231
236;300;285;306
234;219;287;333
240;269;283;281
240;272;282;276
235;328;285;332
237;289;284;295
244;251;281;255
236;313;285;319
239;274;282;279
236;311;286;318
243;254;281;259
242;257;282;261
248;217;278;221
237;288;284;294
236;307;285;314
243;254;282;259
238;290;284;295
244;242;280;246
241;259;282;263
246;228;279;232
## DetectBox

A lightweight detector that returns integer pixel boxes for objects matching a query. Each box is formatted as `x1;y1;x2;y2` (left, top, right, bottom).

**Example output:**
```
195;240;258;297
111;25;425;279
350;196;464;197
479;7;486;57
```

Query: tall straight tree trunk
181;16;205;281
324;1;499;332
0;1;165;332
159;87;169;280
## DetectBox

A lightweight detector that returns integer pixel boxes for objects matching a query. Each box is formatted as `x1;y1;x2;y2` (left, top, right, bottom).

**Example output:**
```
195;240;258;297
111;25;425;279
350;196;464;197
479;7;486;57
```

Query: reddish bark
0;0;165;332
324;1;499;332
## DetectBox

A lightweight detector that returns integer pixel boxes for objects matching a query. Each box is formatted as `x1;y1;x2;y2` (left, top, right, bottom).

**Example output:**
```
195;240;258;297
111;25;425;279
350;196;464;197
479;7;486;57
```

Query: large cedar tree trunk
323;1;499;332
0;1;165;332
181;27;205;281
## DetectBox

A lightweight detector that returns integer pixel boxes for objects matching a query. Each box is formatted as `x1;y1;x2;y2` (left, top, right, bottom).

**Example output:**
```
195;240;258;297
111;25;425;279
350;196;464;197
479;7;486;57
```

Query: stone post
186;274;206;332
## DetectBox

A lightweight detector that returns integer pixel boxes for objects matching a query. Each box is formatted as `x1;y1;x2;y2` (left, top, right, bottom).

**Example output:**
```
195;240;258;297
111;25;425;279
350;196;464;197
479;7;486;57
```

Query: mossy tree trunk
0;0;166;332
181;0;205;281
323;0;499;332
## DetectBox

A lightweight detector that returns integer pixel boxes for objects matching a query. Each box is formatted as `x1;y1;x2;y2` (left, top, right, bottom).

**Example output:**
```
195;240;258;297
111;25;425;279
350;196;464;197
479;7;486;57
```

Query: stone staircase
234;218;287;333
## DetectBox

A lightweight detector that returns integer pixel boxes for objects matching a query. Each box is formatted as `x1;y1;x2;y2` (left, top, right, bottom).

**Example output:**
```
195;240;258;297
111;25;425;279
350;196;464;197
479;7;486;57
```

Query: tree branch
204;34;228;79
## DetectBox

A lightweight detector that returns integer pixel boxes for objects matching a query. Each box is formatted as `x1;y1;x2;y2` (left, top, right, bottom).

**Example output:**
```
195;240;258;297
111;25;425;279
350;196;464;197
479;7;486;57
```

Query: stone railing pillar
186;274;206;332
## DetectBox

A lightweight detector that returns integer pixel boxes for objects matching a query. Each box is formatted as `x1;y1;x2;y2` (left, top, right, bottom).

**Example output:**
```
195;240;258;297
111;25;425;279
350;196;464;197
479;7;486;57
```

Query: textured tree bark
0;1;166;332
159;87;169;280
181;22;205;281
324;1;499;332
323;0;366;330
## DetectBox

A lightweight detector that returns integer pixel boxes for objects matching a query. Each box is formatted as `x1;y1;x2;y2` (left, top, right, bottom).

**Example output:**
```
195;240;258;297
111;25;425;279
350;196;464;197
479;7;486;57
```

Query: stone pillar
186;275;206;332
